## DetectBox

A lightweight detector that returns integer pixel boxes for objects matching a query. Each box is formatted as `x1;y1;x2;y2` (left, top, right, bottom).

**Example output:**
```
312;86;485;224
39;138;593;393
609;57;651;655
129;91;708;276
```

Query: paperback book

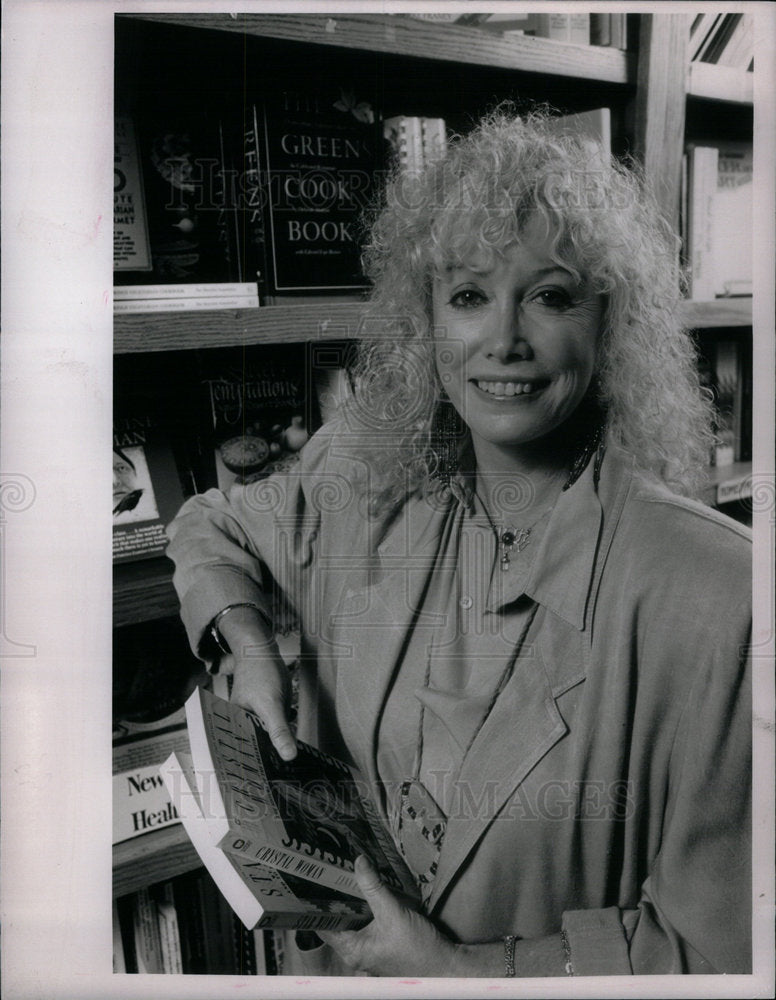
159;687;418;930
161;750;374;930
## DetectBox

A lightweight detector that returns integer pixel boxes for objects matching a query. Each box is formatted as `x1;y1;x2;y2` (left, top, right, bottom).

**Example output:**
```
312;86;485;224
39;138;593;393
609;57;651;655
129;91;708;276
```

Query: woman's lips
472;378;548;398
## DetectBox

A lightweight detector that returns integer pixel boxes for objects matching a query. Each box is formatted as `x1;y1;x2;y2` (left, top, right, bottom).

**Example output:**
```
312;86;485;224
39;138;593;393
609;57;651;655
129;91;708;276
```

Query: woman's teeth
476;380;538;397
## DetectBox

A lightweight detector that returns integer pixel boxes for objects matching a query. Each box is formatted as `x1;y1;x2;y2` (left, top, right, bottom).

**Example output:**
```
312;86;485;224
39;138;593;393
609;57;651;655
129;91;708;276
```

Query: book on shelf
112;410;187;564
117;870;274;975
112;900;127;974
691;12;752;68
256;67;383;294
198;343;321;491
155;882;183;974
696;335;752;471
113;707;189;844
683;142;753;301
689;12;722;62
114;114;151;272
113;104;244;290
131;887;165;974
113;282;259;314
714;14;753;69
536;13;590;45
383;116;447;173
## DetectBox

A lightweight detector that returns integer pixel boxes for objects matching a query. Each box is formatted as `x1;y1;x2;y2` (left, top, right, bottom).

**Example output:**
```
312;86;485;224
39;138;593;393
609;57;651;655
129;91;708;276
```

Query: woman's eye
532;288;573;309
449;288;487;309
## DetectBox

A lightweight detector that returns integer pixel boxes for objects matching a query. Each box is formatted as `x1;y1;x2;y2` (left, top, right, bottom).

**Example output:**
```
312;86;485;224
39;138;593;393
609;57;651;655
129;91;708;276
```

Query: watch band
209;602;270;655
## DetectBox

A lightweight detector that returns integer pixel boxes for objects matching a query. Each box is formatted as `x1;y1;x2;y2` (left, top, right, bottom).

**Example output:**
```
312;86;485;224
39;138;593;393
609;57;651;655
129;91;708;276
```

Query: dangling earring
432;395;465;482
562;391;608;491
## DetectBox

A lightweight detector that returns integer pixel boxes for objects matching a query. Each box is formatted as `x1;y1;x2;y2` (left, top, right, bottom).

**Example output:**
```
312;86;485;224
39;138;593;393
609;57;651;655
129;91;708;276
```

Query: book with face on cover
180;687;418;908
160;750;374;930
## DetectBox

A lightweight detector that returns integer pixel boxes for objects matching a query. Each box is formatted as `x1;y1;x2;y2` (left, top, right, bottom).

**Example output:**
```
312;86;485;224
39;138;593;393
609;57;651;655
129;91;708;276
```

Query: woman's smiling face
432;215;603;465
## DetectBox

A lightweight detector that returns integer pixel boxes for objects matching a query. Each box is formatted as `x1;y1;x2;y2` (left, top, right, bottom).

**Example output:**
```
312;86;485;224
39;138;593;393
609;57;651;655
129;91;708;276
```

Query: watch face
219;434;270;474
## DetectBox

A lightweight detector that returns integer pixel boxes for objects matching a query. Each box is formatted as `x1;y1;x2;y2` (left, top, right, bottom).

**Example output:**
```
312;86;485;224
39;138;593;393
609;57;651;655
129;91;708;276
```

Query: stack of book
689;13;753;69
160;687;418;932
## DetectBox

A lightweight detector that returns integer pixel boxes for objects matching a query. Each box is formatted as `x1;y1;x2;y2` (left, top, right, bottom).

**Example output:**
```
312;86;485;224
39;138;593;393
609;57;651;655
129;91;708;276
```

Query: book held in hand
159;687;418;930
161;750;374;930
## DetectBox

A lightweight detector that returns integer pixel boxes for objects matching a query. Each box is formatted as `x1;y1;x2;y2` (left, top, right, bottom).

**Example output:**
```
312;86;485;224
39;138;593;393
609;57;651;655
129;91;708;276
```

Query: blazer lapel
331;492;455;792
425;606;590;913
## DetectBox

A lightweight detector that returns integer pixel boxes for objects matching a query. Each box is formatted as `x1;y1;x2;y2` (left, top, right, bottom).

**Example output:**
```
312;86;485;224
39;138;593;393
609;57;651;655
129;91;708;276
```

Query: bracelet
560;928;574;976
209;602;268;655
503;933;516;977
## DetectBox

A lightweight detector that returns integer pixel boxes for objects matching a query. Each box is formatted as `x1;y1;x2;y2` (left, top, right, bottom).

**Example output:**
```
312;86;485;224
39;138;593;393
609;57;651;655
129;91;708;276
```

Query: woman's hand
318;856;459;977
217;605;297;760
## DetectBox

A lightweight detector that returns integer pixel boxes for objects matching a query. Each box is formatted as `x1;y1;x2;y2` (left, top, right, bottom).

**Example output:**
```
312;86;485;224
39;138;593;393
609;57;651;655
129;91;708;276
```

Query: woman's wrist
451;933;569;978
215;603;274;657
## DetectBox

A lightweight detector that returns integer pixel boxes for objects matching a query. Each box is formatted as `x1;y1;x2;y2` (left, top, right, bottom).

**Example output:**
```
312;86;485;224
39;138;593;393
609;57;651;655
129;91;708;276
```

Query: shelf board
680;298;752;329
114;823;200;898
703;462;753;507
114;302;366;353
114;557;178;627
128;12;634;85
687;62;753;105
116;296;753;354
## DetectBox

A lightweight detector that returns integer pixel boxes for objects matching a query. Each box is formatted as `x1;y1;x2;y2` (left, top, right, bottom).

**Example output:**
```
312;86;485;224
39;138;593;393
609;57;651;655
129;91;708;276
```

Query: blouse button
459;595;474;610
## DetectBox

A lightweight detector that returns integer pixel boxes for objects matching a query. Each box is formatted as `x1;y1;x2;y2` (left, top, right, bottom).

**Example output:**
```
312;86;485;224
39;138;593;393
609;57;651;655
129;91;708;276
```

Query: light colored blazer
167;419;752;975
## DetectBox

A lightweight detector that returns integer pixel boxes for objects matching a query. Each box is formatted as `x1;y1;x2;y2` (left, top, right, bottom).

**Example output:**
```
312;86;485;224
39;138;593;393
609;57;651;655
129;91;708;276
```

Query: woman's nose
485;304;533;362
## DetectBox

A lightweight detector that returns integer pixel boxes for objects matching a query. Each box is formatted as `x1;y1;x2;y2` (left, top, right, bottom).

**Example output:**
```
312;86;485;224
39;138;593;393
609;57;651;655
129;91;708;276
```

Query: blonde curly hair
342;108;714;505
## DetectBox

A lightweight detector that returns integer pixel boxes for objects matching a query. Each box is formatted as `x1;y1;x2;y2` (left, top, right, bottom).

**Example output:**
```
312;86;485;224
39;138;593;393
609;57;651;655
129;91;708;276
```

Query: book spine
609;13;627;50
114;115;152;272
420;117;447;167
223;832;363;898
114;294;259;314
242;104;273;302
112;900;127;974
114;281;259;300
384;116;423;172
687;147;719;301
132;888;164;974
568;13;590;46
590;14;611;47
536;14;570;41
155;882;183;974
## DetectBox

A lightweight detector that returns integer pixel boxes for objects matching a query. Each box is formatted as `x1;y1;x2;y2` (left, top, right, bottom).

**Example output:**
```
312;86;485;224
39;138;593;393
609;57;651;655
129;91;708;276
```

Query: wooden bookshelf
114;824;200;898
130;12;635;84
688;62;754;105
114;297;753;354
680;298;753;329
114;302;365;354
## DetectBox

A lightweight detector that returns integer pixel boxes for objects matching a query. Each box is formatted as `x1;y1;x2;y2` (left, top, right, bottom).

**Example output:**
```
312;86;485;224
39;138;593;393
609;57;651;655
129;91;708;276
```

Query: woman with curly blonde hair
168;109;751;978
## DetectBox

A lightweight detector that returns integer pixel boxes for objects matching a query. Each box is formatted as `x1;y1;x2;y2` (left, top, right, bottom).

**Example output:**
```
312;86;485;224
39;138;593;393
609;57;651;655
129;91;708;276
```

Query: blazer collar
522;443;634;631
